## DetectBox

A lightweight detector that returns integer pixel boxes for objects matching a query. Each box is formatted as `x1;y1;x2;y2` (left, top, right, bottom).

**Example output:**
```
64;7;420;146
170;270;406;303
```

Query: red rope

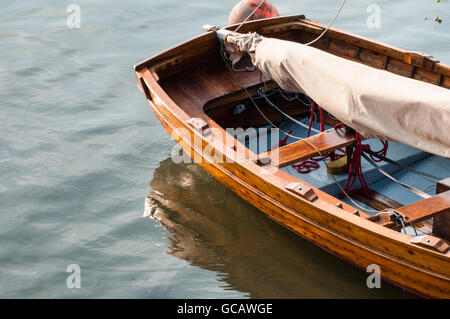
306;102;316;137
272;129;292;150
292;160;320;173
342;132;389;196
278;129;292;147
277;103;389;199
290;102;345;174
319;106;325;132
343;132;370;196
368;139;388;162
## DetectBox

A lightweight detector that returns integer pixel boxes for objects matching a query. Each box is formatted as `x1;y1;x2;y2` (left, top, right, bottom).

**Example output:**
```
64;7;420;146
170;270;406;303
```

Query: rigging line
233;0;347;46
304;0;347;46
220;52;382;215
234;0;266;32
363;149;441;182
257;88;321;133
373;210;419;236
423;184;437;192
279;89;313;107
361;153;431;199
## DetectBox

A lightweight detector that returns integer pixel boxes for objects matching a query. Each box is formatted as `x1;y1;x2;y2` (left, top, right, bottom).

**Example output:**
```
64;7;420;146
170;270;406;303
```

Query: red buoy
228;0;280;26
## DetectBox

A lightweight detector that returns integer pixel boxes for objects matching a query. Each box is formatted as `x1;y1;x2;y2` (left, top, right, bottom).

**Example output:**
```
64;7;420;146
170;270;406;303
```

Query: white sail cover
224;32;450;158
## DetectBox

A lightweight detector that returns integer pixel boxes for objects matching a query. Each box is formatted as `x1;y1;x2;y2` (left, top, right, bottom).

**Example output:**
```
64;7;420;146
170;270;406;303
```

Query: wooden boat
134;15;450;298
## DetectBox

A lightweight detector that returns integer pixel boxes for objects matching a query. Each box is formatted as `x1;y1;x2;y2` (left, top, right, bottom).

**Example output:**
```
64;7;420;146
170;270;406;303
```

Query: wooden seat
257;129;356;168
371;190;450;228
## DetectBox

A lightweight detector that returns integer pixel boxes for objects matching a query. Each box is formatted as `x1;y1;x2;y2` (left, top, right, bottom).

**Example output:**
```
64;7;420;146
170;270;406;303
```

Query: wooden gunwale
135;15;450;298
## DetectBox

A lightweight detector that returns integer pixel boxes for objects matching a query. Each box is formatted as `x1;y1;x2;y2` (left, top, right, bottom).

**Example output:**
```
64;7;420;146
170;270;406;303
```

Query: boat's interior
138;16;450;247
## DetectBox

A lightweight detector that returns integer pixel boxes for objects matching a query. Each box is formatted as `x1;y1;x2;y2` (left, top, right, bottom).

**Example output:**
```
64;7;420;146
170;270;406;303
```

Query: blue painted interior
238;116;448;214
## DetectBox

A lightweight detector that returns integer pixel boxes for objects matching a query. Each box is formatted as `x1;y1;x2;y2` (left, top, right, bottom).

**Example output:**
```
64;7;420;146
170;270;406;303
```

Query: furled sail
222;32;450;158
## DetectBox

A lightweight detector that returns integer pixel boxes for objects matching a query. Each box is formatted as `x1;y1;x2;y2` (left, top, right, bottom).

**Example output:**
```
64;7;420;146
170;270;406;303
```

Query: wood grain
258;129;356;168
377;191;450;228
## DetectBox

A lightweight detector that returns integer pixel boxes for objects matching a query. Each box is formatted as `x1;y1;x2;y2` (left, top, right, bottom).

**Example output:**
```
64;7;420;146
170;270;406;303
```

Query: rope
303;0;348;46
234;0;347;46
341;133;392;197
363;149;441;182
343;132;370;196
257;88;320;133
261;89;345;174
374;210;419;236
234;0;266;32
361;153;431;199
291;101;346;174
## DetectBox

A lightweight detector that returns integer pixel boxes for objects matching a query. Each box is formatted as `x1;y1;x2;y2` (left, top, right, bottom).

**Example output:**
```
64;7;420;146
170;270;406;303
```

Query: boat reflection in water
147;158;413;298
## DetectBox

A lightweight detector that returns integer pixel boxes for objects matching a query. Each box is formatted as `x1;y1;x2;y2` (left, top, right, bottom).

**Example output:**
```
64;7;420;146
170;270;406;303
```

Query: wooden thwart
258;129;356;168
375;191;450;228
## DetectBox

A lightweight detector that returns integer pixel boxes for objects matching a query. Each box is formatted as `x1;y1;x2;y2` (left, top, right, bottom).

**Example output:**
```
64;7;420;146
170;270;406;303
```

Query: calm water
0;0;448;298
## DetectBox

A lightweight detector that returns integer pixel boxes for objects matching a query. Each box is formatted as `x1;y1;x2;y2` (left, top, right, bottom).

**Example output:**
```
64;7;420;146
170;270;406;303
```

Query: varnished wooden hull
135;15;450;298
